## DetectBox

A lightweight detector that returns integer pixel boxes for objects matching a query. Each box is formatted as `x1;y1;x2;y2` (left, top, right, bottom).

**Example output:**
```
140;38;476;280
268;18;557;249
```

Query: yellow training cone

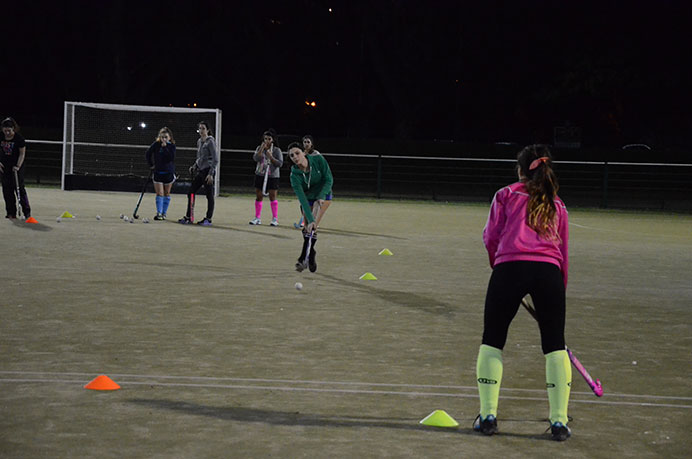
378;248;393;256
419;409;459;428
60;211;74;218
359;272;377;280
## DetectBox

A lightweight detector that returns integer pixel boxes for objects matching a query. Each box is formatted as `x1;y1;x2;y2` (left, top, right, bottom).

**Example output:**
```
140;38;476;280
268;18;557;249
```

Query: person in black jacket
0;117;31;219
145;127;176;220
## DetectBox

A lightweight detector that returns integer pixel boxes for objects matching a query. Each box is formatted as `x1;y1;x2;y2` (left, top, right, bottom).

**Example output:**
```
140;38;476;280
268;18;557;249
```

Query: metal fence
25;140;692;212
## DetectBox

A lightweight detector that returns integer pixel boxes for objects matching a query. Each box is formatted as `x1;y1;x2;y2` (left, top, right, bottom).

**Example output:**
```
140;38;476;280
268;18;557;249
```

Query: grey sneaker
249;217;261;225
270;218;278;226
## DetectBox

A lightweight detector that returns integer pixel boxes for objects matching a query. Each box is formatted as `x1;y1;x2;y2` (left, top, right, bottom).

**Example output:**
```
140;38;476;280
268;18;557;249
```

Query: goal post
62;102;222;195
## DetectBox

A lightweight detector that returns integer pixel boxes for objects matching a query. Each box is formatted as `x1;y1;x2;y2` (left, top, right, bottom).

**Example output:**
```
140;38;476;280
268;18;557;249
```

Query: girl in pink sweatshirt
474;144;572;442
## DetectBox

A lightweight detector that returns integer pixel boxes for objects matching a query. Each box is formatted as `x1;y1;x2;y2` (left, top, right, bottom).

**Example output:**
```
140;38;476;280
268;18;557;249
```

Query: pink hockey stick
567;348;603;397
521;299;603;397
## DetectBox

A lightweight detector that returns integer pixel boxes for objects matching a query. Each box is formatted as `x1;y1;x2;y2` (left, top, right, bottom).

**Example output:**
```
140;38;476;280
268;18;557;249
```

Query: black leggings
186;168;214;219
1;165;31;218
482;261;566;354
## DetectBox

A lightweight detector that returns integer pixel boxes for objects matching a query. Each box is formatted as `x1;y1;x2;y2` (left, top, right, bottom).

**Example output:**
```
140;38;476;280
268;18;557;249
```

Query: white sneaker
270;218;278;226
249;217;261;225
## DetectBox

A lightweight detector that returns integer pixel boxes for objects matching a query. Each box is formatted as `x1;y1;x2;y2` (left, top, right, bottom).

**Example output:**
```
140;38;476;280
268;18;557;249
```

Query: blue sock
156;196;163;214
162;196;171;215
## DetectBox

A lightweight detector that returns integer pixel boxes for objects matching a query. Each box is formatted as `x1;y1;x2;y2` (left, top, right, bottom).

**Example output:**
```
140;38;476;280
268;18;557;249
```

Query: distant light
193;102;197;107
329;8;332;12
127;126;132;131
139;122;146;128
311;101;316;107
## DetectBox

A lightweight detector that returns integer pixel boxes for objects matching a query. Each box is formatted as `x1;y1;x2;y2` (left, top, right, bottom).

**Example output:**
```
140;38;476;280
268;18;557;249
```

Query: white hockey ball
56;217;61;223
119;213;124;219
96;215;101;220
295;282;303;291
123;216;129;221
143;218;150;223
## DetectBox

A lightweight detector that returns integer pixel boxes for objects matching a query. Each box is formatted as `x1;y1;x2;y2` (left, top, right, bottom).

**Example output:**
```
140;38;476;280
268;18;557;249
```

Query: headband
529;156;549;170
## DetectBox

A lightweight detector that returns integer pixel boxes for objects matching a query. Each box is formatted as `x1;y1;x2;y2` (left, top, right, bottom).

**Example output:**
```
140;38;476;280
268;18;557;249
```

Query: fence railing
25;140;692;211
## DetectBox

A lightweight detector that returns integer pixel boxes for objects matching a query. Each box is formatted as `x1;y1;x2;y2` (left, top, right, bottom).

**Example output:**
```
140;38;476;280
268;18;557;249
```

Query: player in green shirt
288;142;334;272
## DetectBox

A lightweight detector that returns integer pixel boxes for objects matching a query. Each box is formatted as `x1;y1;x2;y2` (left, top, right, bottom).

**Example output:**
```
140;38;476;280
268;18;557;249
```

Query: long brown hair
517;144;559;239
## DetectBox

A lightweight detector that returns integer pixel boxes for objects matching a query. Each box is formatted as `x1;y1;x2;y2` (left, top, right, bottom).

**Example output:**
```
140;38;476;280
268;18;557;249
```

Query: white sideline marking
0;371;691;409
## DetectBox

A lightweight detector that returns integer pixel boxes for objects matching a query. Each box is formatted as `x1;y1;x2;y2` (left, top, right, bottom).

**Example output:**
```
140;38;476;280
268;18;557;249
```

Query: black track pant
186;168;214;220
1;165;31;218
482;261;566;354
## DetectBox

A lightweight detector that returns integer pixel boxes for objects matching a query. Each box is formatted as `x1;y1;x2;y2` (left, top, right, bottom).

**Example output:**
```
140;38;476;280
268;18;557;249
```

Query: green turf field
1;188;690;458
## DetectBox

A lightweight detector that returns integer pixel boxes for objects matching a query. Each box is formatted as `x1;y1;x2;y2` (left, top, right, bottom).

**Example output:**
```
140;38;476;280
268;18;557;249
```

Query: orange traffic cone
25;217;38;224
84;375;121;390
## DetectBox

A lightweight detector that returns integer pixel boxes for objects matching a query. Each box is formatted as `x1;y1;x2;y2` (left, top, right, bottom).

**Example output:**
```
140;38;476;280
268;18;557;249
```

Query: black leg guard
308;234;317;272
296;233;311;271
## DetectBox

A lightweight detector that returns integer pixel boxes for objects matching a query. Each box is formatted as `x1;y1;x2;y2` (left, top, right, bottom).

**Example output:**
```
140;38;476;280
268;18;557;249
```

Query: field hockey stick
132;170;153;219
13;169;23;218
301;229;315;270
520;298;603;397
261;156;270;197
188;166;197;223
190;193;195;223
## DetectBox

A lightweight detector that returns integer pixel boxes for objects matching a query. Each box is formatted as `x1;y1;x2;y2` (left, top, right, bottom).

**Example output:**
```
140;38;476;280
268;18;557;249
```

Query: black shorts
254;174;279;190
153;172;176;185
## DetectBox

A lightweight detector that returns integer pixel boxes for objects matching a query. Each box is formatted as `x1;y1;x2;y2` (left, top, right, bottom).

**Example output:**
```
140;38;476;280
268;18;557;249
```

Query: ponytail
517;144;559;239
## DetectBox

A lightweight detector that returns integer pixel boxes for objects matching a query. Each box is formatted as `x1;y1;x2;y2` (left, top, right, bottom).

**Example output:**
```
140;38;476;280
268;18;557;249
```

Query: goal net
62;102;222;195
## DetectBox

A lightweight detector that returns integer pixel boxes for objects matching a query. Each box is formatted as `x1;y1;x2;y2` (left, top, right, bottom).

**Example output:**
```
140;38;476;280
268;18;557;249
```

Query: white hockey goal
62;101;222;195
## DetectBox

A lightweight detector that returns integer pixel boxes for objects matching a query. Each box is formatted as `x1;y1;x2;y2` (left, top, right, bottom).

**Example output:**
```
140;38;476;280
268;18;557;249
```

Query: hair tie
529;156;549;170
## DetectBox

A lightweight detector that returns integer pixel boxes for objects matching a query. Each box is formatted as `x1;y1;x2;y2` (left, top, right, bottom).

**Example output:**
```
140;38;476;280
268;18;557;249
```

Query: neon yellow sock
476;344;503;418
545;350;572;425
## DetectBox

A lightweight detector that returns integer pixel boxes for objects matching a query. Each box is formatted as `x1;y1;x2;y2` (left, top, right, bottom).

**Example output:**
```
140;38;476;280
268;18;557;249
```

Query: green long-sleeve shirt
290;154;333;224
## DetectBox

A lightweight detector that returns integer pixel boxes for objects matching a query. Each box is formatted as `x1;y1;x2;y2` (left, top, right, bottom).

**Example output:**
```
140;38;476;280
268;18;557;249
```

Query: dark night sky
3;0;691;147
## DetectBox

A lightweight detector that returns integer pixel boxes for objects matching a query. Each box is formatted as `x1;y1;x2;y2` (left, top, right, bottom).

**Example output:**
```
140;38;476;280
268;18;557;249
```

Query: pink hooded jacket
482;182;569;288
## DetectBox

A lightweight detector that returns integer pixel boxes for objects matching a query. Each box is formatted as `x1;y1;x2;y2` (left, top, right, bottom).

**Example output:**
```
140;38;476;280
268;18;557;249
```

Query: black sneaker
549;422;571;441
154;213;164;221
473;414;498;436
295;260;306;272
178;216;192;224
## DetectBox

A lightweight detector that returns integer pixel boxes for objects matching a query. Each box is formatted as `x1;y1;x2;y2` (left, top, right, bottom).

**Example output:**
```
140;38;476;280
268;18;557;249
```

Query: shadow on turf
315;227;408;240
129;399;551;440
10;219;53;231
182;222;405;241
317;272;457;317
169;221;293;240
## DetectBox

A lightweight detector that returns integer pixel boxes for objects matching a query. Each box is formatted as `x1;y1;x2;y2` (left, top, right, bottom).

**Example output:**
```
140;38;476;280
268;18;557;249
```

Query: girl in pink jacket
474;145;572;441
